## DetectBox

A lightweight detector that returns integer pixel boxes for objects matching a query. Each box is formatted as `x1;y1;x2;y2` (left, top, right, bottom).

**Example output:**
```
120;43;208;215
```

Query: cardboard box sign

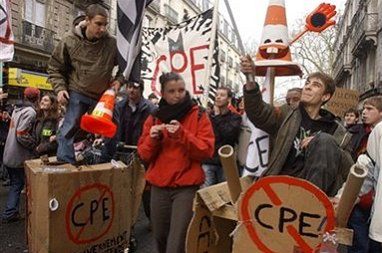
26;158;145;253
326;88;359;118
232;176;336;253
187;176;353;253
186;177;253;253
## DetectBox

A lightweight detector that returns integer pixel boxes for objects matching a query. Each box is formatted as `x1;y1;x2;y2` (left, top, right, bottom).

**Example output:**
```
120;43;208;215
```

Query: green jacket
48;23;123;100
244;85;354;196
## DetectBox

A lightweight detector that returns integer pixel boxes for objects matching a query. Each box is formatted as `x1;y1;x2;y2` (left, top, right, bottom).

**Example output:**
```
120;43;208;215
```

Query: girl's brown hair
37;94;59;120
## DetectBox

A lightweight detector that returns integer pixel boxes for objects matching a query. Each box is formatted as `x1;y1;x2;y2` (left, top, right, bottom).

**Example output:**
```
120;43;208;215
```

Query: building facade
5;0;111;99
332;0;381;100
4;0;243;99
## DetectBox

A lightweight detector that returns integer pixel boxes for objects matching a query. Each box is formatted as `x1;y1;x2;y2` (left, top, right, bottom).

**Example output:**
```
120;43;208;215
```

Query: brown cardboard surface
130;156;146;225
186;195;218;253
219;145;242;203
335;227;353;246
326;88;359;117
26;158;142;253
186;177;253;253
233;176;336;253
336;164;367;227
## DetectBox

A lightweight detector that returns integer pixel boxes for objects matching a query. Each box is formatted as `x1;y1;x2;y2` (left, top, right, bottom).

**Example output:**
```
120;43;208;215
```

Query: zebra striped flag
117;0;152;82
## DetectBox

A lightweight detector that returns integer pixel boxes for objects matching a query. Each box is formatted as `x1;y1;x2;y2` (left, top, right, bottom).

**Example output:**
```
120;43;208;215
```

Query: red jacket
138;105;215;187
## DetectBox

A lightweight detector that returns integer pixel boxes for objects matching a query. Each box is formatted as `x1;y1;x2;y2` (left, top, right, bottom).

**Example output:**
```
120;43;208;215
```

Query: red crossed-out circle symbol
240;176;335;253
65;183;115;244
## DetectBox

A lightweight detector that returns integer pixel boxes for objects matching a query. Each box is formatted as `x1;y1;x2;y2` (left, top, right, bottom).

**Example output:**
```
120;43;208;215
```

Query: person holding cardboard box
138;72;214;253
240;56;354;197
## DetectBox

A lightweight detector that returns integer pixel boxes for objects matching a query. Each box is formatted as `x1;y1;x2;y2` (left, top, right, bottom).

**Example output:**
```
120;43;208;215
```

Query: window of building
220;76;225;86
164;4;179;24
228;56;233;68
25;0;46;27
202;0;210;11
227;79;232;88
220;50;226;62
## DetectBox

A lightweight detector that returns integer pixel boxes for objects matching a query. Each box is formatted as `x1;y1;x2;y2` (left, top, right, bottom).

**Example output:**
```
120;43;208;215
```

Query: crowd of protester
1;3;382;253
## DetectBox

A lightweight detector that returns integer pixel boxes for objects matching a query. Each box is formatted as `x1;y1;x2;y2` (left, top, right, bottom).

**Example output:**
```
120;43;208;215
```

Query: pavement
0;182;156;253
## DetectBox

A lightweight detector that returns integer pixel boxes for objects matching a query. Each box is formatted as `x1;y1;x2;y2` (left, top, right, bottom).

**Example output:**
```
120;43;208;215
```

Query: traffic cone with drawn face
80;88;117;138
255;0;302;77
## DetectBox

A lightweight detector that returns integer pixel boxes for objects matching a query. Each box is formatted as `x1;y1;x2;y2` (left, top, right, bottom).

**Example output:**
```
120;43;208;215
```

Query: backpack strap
365;151;376;167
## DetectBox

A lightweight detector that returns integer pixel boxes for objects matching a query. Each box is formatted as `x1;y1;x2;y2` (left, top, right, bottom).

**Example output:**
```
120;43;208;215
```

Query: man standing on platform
48;4;122;164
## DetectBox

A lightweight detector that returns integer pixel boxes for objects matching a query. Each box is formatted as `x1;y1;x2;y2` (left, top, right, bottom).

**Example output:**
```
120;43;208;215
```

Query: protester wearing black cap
1;87;40;223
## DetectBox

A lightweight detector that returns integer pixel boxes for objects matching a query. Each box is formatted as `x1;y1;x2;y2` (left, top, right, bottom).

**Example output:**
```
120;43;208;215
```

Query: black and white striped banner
117;0;151;82
140;9;220;103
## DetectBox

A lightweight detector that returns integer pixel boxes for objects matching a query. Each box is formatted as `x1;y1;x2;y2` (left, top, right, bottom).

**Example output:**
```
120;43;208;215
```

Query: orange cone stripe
99;94;115;110
264;5;287;26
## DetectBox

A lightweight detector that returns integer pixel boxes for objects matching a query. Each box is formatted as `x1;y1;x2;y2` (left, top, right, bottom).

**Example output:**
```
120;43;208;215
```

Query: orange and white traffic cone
255;0;302;77
80;89;117;138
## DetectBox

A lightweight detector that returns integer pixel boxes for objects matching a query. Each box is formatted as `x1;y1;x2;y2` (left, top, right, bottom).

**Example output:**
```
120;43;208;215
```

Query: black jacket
348;123;371;161
102;97;157;161
33;116;59;156
203;110;242;165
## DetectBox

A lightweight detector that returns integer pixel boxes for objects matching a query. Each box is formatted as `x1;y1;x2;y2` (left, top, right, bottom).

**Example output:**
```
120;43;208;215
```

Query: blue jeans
201;164;225;188
2;167;24;219
57;91;97;163
348;205;382;253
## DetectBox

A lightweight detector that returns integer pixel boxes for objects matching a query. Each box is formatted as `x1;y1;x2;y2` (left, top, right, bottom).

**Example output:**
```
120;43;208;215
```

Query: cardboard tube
218;145;242;203
336;164;368;227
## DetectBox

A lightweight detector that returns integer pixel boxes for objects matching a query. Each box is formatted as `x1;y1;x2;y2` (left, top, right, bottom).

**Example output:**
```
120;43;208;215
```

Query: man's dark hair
148;93;158;100
85;4;108;19
307;72;336;99
217;86;233;98
364;96;382;112
344;108;359;118
159;72;183;91
126;79;144;93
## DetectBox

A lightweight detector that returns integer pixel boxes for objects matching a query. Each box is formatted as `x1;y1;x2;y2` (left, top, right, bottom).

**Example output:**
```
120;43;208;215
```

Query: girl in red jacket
138;72;214;253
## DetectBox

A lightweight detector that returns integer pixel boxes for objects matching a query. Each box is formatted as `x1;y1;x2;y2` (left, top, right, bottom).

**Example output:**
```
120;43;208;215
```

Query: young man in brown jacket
48;4;123;163
240;56;353;197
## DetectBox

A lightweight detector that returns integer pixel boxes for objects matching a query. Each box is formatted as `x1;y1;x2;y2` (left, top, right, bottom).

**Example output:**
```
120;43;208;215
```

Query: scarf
155;92;195;123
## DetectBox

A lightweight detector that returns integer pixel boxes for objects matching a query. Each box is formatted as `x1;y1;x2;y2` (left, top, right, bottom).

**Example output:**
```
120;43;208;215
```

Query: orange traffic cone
80;89;117;138
255;0;302;77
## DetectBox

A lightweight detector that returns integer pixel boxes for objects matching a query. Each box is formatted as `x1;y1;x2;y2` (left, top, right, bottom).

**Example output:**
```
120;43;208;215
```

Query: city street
0;184;156;253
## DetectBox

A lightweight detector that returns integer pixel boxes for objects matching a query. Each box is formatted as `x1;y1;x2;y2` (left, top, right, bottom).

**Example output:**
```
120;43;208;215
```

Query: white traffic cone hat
255;0;302;77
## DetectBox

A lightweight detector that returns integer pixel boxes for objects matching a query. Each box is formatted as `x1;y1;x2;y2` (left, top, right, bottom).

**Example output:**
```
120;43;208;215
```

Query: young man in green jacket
48;4;123;164
240;56;353;197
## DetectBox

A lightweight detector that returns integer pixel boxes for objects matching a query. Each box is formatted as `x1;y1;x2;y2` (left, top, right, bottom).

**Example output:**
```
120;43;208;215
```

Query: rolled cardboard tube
218;145;242;203
336;164;368;227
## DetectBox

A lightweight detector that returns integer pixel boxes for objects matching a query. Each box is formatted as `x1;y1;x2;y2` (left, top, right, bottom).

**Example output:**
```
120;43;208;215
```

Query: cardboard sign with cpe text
232;176;336;253
25;157;145;253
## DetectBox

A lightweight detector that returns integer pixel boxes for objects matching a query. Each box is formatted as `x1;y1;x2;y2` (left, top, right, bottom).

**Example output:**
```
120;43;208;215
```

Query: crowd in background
1;3;381;253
